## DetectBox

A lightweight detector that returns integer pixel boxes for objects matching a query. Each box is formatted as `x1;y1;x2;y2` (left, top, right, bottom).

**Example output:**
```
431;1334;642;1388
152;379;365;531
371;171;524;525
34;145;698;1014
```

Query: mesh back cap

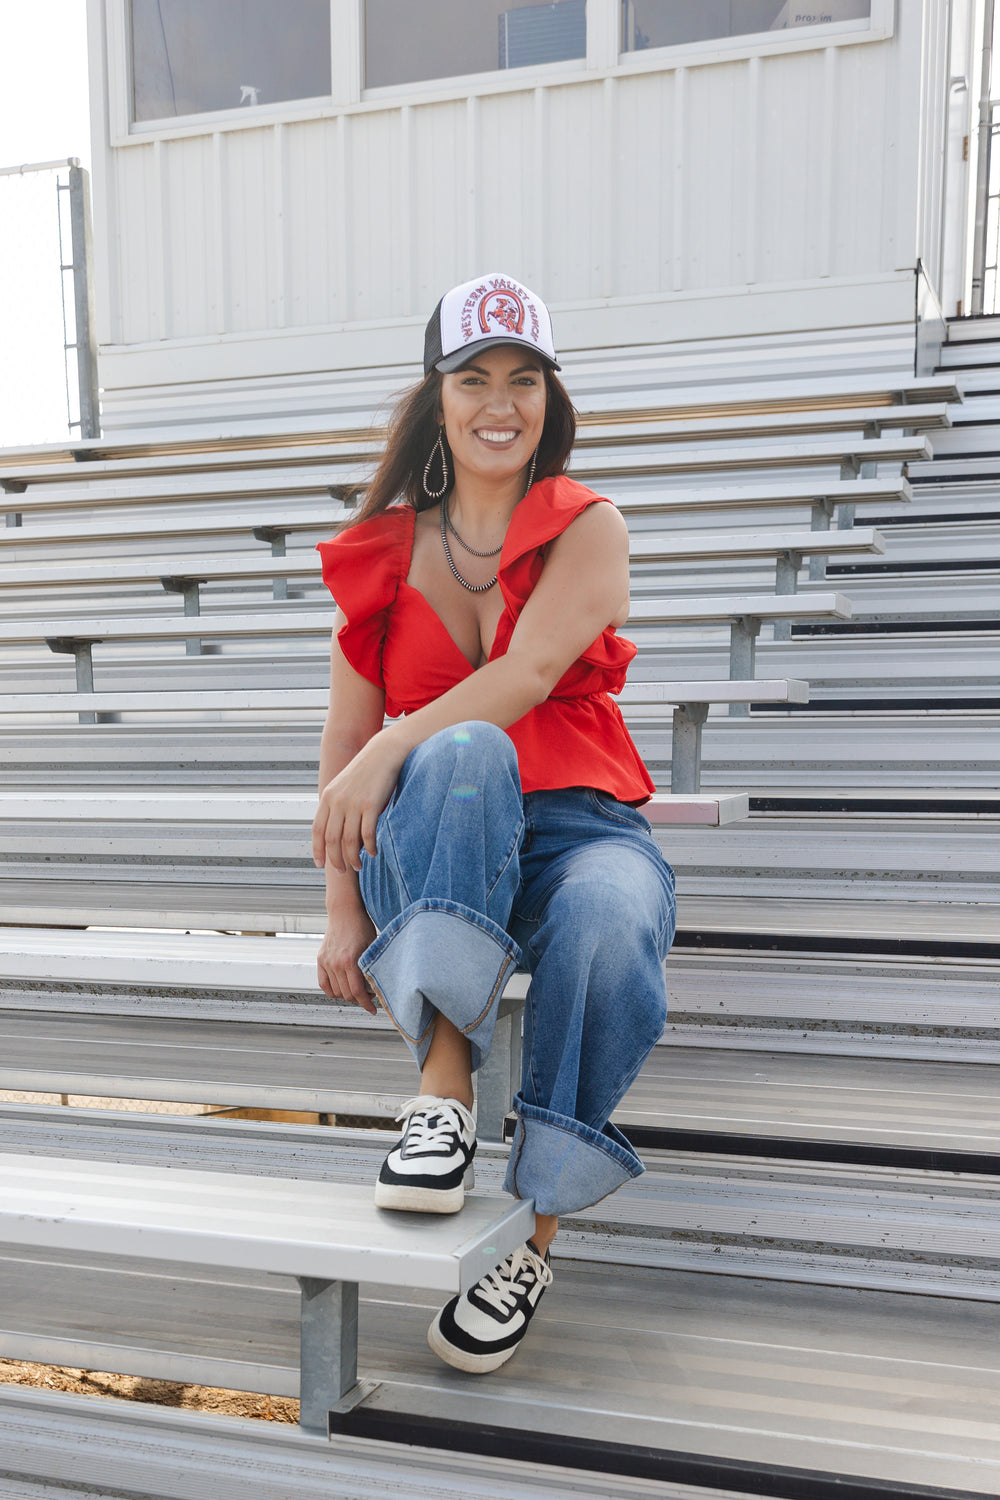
424;272;560;375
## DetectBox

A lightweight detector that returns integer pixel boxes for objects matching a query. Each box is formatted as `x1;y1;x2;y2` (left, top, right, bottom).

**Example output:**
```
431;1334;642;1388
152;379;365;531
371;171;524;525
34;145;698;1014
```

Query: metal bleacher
1;349;1000;1497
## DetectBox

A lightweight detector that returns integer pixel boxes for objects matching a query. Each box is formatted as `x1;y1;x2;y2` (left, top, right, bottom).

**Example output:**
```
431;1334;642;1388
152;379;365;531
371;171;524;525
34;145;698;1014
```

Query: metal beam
0;157;80;177
68;166;100;440
297;1277;358;1437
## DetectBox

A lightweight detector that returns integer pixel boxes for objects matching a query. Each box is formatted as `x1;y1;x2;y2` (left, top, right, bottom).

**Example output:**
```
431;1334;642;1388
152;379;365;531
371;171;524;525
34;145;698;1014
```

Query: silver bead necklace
438;451;538;593
444;506;504;558
440;501;498;592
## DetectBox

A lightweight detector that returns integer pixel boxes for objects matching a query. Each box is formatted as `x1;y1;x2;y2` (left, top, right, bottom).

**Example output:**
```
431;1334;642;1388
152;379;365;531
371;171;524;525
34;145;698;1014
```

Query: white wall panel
114;142;160;346
104;41;940;342
344;110;403;321
222;128;280;332
755;49;829;286
544;82;611;302
683;62;754;291
283;120;339;330
90;0;961;427
916;0;952;289
614;72;671;297
411;100;473;316
475;90;540;291
829;37;889;278
162;134;214;338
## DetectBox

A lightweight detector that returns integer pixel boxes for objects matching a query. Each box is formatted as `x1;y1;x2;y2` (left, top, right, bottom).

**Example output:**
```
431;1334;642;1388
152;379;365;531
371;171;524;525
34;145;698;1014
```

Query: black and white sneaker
374;1095;476;1214
427;1240;553;1373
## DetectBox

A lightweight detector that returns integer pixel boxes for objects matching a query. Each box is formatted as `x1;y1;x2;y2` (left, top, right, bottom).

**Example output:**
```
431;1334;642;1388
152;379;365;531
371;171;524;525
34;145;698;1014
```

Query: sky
0;0;93;448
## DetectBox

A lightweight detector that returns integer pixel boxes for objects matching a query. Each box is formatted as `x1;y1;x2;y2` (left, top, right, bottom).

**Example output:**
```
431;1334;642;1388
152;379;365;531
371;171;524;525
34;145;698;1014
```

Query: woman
313;273;676;1375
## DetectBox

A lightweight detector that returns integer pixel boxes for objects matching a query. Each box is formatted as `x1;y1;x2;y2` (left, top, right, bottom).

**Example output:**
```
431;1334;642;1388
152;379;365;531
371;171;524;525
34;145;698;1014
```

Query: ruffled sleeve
499;474;609;606
316;507;413;713
496;474;637;689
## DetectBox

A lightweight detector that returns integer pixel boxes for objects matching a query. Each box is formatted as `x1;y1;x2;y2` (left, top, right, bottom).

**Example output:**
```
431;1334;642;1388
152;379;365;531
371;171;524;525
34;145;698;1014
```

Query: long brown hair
347;364;576;527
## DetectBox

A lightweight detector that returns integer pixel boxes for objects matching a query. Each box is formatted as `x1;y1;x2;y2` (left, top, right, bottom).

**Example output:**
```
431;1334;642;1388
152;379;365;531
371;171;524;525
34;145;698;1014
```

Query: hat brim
434;336;560;374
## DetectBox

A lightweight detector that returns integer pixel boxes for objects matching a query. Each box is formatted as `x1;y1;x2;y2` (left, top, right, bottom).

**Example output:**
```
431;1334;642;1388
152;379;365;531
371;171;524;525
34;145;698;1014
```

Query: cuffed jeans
359;722;676;1217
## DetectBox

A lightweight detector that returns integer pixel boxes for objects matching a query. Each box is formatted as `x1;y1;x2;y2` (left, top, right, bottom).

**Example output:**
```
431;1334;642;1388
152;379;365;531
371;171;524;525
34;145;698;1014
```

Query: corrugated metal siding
105;36;936;349
162;133;215;338
830;37;889;278
283;119;340;329
89;2;966;428
916;0;952;291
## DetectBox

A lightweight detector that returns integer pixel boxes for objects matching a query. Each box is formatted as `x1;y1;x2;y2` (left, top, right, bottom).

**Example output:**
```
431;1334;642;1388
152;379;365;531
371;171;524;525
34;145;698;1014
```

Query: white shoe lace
476;1243;553;1315
395;1095;475;1154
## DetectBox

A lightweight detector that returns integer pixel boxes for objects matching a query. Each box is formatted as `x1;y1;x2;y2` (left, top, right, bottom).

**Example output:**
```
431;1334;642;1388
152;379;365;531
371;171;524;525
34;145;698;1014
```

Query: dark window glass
365;1;586;90
621;0;871;52
131;0;331;122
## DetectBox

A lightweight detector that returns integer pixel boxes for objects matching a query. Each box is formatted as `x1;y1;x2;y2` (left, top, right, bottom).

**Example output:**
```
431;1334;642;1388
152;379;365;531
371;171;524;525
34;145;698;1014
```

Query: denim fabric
359;722;524;1072
359;721;676;1218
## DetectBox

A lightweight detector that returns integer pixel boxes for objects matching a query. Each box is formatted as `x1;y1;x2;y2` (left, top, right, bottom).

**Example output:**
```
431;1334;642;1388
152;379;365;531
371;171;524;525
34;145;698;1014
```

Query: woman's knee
538;873;668;1012
406;721;518;787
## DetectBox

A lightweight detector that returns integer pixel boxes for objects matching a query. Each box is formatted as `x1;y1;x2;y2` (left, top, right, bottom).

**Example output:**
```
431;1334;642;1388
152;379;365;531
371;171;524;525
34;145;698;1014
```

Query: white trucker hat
423;272;560;375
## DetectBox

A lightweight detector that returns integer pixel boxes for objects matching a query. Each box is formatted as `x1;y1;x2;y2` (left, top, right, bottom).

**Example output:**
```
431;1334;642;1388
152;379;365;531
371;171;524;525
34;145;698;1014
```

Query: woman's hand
317;905;378;1013
312;728;405;875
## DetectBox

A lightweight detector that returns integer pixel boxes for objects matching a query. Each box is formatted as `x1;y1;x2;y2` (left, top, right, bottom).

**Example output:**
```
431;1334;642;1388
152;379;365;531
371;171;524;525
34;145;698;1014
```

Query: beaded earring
423;426;449;499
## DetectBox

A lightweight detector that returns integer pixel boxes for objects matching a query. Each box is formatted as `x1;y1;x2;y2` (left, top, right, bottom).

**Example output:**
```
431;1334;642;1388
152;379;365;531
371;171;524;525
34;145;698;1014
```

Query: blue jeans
359;722;676;1217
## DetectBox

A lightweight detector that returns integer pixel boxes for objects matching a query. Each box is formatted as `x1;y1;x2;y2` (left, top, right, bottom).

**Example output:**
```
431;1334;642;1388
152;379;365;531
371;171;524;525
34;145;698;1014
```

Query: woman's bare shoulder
554;495;628;550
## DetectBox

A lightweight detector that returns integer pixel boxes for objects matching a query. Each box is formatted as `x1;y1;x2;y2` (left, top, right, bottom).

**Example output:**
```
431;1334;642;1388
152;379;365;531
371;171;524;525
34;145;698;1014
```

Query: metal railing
0;158;100;440
971;0;997;314
974;103;1000;315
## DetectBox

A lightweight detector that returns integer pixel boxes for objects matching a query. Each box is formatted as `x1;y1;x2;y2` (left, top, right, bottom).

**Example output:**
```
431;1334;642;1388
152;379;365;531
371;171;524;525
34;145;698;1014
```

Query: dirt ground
0;1357;299;1422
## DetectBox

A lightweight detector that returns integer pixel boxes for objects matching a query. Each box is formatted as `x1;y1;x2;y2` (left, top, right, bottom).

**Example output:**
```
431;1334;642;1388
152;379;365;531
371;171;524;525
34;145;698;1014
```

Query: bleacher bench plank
0;599;850;655
0;435;932;493
0;791;751;827
2;886;997;949
0;529;885;592
0;1152;533;1434
0;483;913;551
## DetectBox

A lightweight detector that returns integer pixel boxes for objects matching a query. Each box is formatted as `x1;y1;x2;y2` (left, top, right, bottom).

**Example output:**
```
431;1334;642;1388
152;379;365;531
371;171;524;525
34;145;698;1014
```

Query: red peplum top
316;474;655;803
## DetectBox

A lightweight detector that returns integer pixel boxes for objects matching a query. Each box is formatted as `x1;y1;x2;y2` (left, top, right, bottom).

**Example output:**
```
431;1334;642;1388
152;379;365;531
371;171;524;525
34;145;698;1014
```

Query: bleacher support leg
809;497;834;580
838;458;873;532
45;638;97;726
160;578;203;655
773;550;801;643
477;991;524;1143
297;1276;358;1437
728;617;760;716
671;702;709;792
252;525;289;600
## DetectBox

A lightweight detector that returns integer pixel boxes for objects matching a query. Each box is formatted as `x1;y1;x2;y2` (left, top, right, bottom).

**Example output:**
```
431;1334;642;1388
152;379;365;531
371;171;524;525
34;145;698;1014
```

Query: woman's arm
314;500;630;876
314;623;386;1010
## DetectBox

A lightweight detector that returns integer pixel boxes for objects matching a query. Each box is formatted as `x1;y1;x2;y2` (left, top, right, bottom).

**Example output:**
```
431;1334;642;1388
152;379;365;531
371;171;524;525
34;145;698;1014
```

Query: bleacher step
0;1110;996;1299
4;882;998;956
0;1012;997;1158
4;1254;997;1500
0;1383;689;1500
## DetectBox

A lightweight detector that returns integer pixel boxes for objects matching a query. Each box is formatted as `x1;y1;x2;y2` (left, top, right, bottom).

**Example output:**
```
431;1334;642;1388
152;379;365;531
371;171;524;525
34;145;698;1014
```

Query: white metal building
86;0;982;432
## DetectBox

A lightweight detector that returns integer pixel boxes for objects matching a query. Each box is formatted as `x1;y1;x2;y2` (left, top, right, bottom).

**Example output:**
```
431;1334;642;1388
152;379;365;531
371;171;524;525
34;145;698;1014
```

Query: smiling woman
311;272;675;1378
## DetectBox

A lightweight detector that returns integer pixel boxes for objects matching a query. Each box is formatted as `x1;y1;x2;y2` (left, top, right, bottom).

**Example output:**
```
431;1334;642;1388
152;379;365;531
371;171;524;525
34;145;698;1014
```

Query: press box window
621;0;871;53
364;1;587;90
131;0;332;122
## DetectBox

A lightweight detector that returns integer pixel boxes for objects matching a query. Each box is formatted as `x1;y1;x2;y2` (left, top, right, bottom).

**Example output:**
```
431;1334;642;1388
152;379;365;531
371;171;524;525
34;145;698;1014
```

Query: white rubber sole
373;1162;474;1214
426;1309;522;1373
374;1179;466;1214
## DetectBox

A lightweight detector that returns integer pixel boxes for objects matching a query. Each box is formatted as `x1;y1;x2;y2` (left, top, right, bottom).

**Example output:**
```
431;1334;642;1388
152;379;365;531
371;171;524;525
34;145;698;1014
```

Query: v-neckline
400;506;505;674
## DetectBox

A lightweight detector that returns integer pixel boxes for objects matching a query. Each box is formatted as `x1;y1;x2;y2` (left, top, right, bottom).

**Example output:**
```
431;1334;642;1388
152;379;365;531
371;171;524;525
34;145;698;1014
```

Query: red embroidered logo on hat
479;290;525;337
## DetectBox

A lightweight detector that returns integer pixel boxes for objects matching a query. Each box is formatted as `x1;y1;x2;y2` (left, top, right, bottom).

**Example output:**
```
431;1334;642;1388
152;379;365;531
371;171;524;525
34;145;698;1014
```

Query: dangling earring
524;449;537;495
423;426;449;499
